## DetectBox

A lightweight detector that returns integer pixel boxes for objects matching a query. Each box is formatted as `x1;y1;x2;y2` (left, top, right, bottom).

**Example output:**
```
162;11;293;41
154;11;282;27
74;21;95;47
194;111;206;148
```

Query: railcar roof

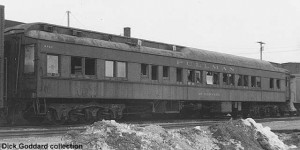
5;23;287;73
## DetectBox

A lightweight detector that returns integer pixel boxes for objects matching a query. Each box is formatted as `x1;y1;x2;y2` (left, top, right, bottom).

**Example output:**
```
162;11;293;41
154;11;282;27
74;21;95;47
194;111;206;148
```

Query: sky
1;0;300;63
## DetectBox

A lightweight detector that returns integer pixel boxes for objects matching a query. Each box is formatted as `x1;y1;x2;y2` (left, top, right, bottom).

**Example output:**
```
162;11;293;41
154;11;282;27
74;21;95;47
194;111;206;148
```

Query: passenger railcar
1;22;293;124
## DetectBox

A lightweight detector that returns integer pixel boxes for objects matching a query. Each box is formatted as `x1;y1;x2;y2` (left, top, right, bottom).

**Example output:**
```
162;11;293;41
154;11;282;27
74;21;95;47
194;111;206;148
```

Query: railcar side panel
37;77;286;103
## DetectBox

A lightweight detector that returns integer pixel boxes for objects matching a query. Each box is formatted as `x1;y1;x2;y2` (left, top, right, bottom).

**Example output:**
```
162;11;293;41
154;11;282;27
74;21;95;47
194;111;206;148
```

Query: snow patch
243;118;288;150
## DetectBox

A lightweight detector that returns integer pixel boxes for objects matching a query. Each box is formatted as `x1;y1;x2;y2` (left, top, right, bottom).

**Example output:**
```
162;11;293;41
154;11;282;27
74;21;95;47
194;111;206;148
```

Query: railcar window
223;73;228;85
163;66;169;78
71;57;82;75
270;78;274;89
237;75;242;86
206;72;213;85
176;68;183;82
243;75;249;86
213;72;220;85
276;79;280;89
47;55;59;76
188;70;195;83
151;65;158;80
251;76;256;87
85;58;96;75
206;71;219;85
141;64;148;76
24;44;35;74
105;61;114;77
117;62;127;78
195;70;202;84
228;74;235;86
256;77;261;88
223;73;235;86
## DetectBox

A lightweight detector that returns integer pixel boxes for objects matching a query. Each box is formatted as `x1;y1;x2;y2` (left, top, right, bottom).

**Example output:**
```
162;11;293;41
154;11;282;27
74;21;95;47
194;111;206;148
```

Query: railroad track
0;126;87;139
0;116;299;139
0;121;222;139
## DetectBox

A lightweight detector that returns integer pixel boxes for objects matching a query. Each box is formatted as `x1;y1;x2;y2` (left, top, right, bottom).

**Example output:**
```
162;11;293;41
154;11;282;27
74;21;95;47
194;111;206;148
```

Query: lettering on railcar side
43;44;53;49
198;92;221;97
176;60;235;72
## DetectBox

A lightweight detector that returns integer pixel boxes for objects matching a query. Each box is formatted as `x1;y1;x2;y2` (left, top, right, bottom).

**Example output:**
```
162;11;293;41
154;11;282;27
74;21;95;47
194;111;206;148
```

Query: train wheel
68;110;83;124
46;109;65;125
83;109;94;124
96;109;113;121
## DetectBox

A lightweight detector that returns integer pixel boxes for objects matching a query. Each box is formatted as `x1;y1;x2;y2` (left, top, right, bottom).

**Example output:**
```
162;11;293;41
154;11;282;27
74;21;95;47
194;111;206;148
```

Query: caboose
0;20;295;124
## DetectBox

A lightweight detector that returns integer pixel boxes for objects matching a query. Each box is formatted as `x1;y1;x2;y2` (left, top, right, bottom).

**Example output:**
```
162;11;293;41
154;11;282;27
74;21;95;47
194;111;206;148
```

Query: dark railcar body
2;23;292;124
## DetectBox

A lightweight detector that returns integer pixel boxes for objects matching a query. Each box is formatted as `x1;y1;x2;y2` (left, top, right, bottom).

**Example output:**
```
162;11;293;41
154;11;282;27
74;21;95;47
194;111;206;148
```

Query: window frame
195;70;203;84
70;56;83;76
206;71;219;85
84;57;96;76
24;44;35;74
141;63;149;76
46;54;60;77
162;66;169;79
276;79;281;89
105;60;127;78
116;61;127;78
187;69;195;84
256;77;261;88
151;65;159;80
176;68;183;83
251;76;256;87
270;78;274;89
105;60;115;77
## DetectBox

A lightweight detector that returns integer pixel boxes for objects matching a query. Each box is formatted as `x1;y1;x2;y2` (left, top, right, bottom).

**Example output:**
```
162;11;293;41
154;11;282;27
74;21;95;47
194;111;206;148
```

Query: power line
70;12;87;28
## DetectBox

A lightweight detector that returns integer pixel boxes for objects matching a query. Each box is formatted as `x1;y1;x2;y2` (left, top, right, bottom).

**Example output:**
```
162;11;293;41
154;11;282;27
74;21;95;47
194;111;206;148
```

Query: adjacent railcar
3;23;291;124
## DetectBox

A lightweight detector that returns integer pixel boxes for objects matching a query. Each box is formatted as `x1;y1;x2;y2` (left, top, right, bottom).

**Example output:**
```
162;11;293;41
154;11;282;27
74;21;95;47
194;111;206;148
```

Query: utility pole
66;11;71;27
257;41;265;60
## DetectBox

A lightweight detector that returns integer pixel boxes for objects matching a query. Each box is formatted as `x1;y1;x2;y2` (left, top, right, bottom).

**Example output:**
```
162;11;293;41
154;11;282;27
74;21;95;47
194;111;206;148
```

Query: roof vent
42;25;53;32
124;27;131;37
172;45;176;51
72;30;82;37
137;39;142;46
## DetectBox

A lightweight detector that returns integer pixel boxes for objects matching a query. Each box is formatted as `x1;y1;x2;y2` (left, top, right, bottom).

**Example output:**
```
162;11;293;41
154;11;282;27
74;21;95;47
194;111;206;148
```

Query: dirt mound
209;118;289;150
64;119;293;150
63;120;219;150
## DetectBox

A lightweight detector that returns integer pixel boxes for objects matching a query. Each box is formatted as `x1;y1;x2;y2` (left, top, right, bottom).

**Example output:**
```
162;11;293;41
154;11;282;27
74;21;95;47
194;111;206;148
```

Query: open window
270;78;274;89
151;65;158;80
71;57;82;75
223;73;229;85
163;66;169;78
24;44;35;74
141;64;148;76
187;69;195;83
228;74;235;86
47;54;59;76
256;77;261;88
237;75;242;86
243;75;249;87
251;76;256;87
213;72;220;85
85;58;96;75
176;68;183;82
276;79;280;89
195;70;202;84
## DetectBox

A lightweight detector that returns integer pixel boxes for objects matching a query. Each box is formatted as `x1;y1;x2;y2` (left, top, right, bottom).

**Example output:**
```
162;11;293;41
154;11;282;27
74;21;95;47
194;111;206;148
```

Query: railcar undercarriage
2;98;297;126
